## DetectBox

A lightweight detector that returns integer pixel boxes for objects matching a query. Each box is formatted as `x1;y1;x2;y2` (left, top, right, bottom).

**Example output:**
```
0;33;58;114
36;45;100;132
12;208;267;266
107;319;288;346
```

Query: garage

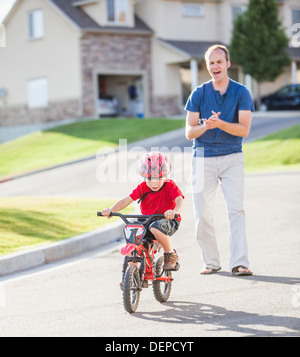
97;74;145;118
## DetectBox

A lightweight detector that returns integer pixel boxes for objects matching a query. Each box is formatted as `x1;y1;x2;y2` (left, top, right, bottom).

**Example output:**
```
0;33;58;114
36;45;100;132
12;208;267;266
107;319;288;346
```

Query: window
27;78;48;108
232;5;247;22
182;3;204;17
107;0;128;24
28;9;44;39
292;9;300;26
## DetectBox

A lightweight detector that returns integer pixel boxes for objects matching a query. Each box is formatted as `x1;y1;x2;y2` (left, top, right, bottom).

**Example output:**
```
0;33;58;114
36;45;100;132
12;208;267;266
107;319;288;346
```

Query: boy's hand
101;208;112;218
164;209;176;220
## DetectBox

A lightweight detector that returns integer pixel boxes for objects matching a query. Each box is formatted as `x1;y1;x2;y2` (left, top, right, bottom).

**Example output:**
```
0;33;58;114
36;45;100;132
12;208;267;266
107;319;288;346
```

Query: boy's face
145;177;166;191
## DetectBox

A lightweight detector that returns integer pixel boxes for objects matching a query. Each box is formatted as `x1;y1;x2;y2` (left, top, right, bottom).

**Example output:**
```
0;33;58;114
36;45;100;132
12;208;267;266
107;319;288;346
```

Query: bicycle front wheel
123;265;141;313
153;256;172;302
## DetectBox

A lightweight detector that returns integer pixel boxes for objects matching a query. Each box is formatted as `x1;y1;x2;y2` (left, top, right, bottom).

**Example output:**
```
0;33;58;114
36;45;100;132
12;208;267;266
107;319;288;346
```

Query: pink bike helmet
139;152;171;179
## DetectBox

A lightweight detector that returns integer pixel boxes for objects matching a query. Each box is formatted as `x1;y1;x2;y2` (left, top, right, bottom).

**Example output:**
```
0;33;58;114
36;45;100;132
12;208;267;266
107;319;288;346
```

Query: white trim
155;38;191;61
73;0;99;7
182;3;204;18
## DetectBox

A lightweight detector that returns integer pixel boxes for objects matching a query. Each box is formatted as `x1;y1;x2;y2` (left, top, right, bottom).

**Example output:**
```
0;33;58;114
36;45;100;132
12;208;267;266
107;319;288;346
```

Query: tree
229;0;290;109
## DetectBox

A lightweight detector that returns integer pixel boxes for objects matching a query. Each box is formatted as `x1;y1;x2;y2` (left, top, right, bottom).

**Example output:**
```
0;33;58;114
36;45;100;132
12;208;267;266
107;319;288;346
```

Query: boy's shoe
163;250;179;271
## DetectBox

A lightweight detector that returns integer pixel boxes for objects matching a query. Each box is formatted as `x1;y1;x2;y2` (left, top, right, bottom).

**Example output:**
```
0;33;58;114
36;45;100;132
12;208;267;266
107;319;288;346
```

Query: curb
0;220;125;277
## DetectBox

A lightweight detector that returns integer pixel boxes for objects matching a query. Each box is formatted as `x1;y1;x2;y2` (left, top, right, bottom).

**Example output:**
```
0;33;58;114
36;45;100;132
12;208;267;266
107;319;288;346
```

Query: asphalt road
0;111;299;337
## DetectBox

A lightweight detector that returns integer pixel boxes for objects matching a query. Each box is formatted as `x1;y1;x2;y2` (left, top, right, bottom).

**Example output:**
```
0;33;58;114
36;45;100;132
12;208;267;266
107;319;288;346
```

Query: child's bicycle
97;211;180;313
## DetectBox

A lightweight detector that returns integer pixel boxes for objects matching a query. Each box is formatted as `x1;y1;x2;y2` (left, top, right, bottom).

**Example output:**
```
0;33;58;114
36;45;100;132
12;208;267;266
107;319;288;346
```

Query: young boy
101;151;184;270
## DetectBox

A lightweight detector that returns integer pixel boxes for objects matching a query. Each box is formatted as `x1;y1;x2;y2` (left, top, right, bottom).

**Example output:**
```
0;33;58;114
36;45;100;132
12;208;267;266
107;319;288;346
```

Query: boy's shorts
149;218;180;237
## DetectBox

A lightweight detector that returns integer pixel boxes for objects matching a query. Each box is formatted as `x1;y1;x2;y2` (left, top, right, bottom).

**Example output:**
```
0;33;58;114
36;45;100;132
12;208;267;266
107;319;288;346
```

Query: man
185;44;254;276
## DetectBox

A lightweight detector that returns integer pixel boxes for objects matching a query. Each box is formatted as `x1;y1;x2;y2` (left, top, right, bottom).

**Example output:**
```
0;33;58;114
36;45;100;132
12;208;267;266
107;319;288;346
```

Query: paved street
0;171;299;337
0;112;299;337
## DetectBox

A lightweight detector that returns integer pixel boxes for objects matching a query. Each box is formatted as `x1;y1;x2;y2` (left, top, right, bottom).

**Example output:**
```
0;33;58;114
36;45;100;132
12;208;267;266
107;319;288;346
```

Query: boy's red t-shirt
129;179;184;221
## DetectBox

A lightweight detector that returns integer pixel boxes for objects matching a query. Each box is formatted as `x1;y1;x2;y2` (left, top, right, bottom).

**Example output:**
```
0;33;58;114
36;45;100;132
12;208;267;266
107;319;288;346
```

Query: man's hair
205;44;230;63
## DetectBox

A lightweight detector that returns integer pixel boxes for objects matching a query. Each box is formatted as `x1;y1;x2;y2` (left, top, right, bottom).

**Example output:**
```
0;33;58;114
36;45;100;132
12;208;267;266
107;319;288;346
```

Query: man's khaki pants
192;152;249;271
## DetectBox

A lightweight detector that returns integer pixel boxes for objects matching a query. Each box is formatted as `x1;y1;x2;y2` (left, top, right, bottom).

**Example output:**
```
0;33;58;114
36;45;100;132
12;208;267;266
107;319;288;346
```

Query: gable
3;0;153;35
49;0;153;34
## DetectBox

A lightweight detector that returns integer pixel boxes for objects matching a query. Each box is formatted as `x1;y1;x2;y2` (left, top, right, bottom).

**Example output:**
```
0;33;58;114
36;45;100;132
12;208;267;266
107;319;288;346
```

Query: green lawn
244;124;300;173
0;197;132;256
0;118;185;178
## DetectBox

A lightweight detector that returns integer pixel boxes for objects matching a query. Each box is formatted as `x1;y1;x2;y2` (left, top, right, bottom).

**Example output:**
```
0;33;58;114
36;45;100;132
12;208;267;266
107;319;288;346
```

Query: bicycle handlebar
97;212;178;225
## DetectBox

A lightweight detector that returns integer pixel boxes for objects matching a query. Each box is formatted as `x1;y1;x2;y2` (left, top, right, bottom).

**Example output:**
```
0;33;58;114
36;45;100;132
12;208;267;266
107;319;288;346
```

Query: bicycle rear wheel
153;256;172;302
123;265;141;313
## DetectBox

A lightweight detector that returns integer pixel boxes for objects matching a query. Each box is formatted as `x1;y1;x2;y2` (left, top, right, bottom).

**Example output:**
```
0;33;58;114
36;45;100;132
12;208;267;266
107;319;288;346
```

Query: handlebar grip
97;212;113;217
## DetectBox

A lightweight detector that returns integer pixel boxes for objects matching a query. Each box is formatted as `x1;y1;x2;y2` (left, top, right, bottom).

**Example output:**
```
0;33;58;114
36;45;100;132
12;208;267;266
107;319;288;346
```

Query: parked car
98;95;118;117
257;84;300;111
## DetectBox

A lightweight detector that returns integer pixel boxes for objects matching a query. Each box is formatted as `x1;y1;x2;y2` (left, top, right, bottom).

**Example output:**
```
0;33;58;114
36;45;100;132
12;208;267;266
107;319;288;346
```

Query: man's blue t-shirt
185;79;255;157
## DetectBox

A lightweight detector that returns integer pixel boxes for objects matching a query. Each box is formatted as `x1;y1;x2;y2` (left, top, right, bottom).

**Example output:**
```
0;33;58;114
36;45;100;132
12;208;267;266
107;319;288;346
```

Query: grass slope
0;118;185;178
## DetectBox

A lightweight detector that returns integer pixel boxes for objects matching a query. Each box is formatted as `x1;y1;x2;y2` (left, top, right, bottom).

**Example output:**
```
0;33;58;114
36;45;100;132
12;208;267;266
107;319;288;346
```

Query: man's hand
203;111;221;129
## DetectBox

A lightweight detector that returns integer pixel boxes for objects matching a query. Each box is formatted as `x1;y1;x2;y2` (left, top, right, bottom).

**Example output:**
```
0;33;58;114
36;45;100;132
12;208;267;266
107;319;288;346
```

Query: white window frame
106;0;129;25
27;78;48;108
232;5;247;23
28;9;44;39
182;3;204;17
292;9;300;26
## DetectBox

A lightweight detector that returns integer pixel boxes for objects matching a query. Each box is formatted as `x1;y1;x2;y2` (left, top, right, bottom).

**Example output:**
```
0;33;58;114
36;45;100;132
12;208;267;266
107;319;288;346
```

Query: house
0;0;300;133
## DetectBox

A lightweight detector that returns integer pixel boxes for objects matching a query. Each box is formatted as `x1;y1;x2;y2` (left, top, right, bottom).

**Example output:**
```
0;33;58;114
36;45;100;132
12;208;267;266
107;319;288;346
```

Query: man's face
206;48;231;83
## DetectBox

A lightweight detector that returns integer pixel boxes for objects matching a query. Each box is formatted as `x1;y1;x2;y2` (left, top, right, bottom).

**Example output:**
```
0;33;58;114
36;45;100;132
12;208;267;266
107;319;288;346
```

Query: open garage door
98;74;145;118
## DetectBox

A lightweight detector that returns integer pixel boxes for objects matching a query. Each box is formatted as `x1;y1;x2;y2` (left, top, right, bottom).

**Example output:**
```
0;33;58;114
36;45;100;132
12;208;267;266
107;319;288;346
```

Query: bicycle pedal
164;262;180;272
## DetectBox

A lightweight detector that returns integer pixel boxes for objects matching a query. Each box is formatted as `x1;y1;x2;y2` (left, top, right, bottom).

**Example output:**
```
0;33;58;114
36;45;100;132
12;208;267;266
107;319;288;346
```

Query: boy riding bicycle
101;152;184;270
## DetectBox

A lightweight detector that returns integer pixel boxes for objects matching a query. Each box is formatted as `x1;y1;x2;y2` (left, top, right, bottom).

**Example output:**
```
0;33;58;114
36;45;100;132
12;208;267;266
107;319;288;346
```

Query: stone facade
80;33;152;117
0;99;80;127
151;95;182;117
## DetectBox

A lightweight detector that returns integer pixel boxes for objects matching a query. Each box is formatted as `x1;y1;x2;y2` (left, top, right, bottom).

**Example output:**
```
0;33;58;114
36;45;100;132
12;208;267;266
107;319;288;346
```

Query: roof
158;38;300;62
157;39;225;60
50;0;153;34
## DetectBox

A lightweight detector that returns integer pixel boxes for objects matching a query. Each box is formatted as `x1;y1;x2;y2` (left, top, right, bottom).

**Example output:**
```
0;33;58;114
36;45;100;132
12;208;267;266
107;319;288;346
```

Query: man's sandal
232;265;253;276
200;267;221;275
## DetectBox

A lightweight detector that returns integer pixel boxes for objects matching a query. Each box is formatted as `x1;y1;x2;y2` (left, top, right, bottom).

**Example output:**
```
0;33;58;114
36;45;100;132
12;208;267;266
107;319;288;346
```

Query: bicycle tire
123;265;141;313
152;256;172;302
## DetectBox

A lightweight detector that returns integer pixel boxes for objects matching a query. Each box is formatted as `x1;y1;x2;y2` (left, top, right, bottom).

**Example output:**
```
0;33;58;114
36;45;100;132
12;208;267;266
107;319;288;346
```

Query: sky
0;0;16;23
